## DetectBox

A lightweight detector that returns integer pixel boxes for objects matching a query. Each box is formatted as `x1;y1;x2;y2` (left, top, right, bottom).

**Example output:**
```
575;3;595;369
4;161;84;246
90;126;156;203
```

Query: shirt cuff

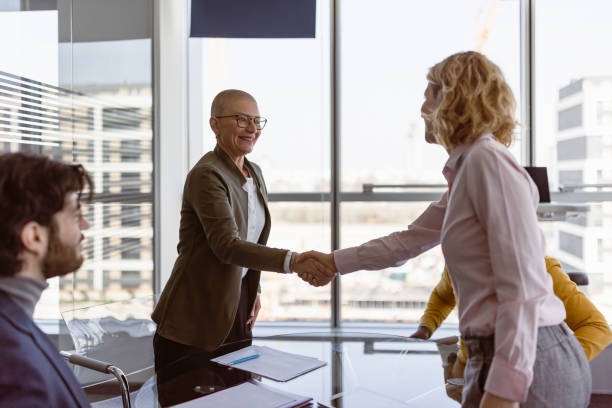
283;251;294;274
484;356;531;402
333;247;361;275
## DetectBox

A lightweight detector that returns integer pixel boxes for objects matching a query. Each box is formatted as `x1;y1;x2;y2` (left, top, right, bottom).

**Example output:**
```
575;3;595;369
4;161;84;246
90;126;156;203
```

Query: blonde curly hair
426;51;517;150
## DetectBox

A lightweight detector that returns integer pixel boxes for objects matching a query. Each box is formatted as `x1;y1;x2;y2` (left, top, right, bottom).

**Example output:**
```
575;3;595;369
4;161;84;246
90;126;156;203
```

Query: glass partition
0;0;154;321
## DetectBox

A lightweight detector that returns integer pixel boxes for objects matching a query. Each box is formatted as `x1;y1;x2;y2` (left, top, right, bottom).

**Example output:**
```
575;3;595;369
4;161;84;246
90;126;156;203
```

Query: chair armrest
60;351;131;408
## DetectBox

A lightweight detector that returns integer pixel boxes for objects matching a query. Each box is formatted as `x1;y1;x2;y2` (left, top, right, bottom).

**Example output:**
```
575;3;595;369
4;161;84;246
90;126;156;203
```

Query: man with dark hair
0;153;92;407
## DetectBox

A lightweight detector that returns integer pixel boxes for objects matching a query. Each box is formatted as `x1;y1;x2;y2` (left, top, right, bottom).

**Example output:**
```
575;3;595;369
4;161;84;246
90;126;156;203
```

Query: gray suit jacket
152;145;289;351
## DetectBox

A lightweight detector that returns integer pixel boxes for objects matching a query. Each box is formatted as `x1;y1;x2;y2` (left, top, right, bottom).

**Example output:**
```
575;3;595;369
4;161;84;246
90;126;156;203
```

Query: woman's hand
409;325;431;340
479;392;519;408
299;251;337;273
246;295;261;329
293;251;337;286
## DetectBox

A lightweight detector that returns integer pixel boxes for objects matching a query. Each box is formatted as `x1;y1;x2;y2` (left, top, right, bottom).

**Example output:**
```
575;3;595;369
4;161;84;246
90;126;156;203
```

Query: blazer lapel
214;146;271;242
255;178;269;207
214;145;247;183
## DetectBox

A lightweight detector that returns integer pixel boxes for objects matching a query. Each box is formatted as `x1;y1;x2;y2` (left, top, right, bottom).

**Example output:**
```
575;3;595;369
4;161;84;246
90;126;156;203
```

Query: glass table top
148;331;459;408
59;298;459;407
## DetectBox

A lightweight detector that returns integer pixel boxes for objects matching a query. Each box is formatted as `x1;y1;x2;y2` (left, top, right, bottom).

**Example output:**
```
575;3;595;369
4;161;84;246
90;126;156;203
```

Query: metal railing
559;183;612;192
362;183;447;193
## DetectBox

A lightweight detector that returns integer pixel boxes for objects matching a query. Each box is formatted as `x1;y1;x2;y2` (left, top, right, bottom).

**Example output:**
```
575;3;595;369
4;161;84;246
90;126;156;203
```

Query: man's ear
20;221;49;257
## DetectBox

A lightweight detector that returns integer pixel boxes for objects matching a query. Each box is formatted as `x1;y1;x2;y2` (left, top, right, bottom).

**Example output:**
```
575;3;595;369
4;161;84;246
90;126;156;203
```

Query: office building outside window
0;1;154;317
536;0;612;319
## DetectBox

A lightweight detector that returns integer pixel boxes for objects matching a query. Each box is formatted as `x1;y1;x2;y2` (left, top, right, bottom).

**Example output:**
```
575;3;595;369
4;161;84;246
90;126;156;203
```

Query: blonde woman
301;52;591;408
411;256;611;403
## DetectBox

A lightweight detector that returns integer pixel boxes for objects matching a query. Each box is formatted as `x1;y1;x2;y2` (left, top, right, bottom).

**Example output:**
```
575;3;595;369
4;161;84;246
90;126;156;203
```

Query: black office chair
567;272;589;286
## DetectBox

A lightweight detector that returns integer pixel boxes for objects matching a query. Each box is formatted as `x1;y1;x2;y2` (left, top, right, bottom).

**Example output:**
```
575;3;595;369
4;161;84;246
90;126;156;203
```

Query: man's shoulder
0;291;33;334
0;295;87;406
0;297;45;355
0;328;80;407
0;308;47;377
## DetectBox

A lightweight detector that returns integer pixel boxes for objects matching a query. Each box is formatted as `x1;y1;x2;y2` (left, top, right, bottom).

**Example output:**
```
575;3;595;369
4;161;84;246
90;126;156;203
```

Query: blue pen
231;354;259;365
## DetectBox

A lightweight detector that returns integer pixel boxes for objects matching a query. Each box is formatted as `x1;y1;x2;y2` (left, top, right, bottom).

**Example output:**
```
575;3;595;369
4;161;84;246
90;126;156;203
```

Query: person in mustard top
410;256;612;402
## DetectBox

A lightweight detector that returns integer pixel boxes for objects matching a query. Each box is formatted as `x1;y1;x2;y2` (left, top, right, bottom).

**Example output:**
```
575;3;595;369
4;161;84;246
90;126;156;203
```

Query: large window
187;0;612;328
0;1;153;319
185;0;526;326
339;0;521;323
340;203;449;322
16;0;605;329
188;0;331;322
535;0;612;319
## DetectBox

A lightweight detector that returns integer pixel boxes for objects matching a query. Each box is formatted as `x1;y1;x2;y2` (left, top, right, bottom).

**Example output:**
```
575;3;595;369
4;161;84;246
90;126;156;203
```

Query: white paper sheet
319;388;410;408
211;345;327;382
169;380;311;408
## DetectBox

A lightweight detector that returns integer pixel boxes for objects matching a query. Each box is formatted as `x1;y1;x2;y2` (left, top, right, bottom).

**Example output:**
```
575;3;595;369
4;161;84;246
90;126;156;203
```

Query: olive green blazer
152;145;289;351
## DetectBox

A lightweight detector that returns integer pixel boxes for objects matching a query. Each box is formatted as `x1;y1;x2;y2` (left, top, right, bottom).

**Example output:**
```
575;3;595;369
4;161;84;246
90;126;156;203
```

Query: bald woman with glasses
152;89;334;369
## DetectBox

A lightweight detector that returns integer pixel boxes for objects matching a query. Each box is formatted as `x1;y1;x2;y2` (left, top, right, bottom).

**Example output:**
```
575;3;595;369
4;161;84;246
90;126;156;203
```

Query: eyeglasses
215;114;268;130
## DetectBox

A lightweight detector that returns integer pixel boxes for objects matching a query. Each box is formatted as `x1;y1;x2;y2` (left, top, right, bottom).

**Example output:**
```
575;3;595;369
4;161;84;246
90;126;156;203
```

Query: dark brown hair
0;153;93;277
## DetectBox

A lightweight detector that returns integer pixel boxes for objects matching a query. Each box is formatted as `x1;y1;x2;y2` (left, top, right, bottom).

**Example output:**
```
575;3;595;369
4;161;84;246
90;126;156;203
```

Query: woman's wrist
418;325;432;339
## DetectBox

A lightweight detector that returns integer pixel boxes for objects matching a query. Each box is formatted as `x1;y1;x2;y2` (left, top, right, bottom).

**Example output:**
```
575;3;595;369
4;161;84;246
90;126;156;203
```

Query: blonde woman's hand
298;251;337;273
293;251;336;286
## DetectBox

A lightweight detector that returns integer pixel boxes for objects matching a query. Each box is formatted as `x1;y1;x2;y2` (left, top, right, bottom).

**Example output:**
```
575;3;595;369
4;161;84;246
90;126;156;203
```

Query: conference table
142;330;460;407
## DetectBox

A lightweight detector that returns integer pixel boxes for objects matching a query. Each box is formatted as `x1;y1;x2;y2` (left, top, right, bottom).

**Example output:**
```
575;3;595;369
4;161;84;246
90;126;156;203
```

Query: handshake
291;251;337;287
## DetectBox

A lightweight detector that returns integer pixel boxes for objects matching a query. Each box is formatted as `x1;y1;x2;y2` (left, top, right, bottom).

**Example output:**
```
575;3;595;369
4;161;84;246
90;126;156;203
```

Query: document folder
211;345;327;382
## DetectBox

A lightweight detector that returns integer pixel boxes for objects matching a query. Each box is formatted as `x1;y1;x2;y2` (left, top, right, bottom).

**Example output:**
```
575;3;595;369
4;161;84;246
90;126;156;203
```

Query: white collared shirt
241;178;266;279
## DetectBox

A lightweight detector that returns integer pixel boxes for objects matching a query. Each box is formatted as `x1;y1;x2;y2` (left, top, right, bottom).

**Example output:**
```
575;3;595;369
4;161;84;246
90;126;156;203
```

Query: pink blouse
334;133;565;402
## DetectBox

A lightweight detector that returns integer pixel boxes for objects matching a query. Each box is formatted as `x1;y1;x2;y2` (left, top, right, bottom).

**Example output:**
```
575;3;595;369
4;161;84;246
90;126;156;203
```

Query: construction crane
475;0;501;51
